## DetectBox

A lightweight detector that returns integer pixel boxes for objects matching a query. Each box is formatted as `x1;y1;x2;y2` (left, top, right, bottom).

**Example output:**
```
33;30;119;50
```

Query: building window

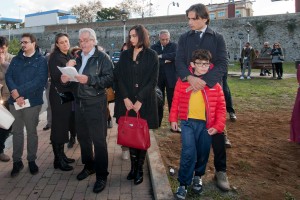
218;11;225;17
209;13;215;19
235;10;241;17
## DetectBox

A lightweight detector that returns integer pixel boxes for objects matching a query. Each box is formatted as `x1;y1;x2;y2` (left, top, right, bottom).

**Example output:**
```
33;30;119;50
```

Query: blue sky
0;0;295;20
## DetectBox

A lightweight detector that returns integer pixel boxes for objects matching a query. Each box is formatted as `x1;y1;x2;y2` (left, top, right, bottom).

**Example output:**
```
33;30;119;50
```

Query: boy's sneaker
215;171;230;191
176;186;187;200
192;176;203;194
247;76;251;79
239;76;244;80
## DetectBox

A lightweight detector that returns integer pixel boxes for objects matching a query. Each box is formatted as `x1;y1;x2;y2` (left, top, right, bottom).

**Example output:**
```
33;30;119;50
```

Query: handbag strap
125;110;140;121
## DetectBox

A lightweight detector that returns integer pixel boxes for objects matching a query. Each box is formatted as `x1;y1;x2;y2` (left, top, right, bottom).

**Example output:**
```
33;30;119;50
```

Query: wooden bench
252;58;275;78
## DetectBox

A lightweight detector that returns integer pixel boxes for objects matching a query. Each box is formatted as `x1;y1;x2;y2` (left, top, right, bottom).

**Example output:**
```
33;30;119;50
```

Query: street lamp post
244;22;252;42
120;9;129;43
167;2;179;15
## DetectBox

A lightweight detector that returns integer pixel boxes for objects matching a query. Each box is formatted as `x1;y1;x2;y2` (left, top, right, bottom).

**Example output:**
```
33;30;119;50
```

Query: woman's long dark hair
126;24;150;49
53;33;69;52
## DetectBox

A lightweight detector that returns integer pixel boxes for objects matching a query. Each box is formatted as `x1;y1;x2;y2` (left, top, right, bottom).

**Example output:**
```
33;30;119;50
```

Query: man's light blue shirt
78;47;96;74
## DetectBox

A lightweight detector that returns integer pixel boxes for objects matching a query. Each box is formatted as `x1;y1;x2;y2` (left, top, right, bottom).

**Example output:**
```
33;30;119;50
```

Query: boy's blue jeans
178;119;212;186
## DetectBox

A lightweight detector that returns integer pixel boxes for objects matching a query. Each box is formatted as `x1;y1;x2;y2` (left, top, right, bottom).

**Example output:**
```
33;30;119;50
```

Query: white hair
159;30;170;37
79;28;98;45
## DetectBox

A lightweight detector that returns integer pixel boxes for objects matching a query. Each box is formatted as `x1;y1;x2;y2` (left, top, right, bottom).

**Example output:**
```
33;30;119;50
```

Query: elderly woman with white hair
61;28;114;193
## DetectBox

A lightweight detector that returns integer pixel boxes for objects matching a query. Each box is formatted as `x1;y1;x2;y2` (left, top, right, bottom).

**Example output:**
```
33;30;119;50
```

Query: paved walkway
0;109;154;200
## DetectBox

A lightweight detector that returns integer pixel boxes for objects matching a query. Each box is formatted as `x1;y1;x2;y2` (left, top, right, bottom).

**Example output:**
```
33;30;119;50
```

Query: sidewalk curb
147;130;175;200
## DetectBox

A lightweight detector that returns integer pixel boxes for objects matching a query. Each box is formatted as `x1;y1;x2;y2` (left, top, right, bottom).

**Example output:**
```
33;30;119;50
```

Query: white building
25;9;76;27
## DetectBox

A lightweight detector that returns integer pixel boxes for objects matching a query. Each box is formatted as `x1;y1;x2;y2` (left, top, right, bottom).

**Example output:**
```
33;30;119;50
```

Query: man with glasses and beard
5;33;48;177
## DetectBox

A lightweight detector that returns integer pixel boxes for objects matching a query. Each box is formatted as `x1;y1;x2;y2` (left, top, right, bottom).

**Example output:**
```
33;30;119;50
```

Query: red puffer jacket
169;77;226;133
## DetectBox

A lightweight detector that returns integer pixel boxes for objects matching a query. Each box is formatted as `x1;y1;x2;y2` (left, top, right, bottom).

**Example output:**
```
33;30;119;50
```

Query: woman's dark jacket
73;47;114;100
114;47;159;129
48;48;73;143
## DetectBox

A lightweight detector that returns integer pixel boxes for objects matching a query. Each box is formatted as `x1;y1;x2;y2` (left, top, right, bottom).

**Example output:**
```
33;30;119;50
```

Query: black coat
175;26;228;87
151;41;177;88
114;48;159;129
49;49;74;143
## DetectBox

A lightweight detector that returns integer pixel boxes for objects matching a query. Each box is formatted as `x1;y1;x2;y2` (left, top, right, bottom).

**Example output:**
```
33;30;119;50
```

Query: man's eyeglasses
20;41;31;45
194;61;210;68
78;39;93;44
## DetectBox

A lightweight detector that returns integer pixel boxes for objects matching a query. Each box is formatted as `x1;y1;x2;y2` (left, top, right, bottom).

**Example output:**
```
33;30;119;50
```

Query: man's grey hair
264;42;269;45
159;30;170;37
79;28;98;45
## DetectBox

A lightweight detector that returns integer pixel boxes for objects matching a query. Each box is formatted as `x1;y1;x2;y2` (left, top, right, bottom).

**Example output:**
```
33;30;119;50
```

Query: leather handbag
117;111;150;150
106;87;115;102
57;91;74;104
0;104;15;130
279;55;284;61
55;87;74;104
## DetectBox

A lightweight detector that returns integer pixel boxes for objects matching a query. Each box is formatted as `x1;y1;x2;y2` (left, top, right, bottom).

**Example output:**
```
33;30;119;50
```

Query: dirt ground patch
155;106;300;199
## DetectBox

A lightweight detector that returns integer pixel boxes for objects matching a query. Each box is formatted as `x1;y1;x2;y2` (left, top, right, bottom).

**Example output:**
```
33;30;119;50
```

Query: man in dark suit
175;3;230;197
151;30;177;128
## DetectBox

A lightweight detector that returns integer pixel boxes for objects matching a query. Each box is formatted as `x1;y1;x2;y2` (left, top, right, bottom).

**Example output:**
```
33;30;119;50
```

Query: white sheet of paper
14;99;30;110
57;66;79;82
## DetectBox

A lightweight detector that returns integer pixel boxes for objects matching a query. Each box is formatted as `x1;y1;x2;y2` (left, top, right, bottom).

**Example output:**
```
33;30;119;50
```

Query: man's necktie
195;30;203;38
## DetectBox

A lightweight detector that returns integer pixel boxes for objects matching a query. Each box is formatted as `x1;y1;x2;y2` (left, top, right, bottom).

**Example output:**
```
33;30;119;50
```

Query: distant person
290;62;300;143
114;42;130;160
271;42;284;79
0;36;14;162
151;30;177;129
43;45;54;131
114;24;159;185
67;46;81;148
48;33;75;171
240;42;255;80
175;3;230;194
259;42;272;76
170;49;226;199
61;28;113;193
6;33;48;177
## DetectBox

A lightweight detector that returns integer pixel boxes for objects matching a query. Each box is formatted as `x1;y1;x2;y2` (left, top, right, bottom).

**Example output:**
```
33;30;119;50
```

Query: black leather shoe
11;161;24;177
93;179;107;193
77;168;95;181
43;124;50;131
28;161;39;175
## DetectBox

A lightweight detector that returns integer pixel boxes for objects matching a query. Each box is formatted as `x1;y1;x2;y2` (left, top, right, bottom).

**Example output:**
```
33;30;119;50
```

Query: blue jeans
178;119;212;186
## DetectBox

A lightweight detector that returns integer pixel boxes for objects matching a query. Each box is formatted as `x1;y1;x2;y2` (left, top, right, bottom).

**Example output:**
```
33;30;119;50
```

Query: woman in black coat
49;33;75;171
114;25;159;185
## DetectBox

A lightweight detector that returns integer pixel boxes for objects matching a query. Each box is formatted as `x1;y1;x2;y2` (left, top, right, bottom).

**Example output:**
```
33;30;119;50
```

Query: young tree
70;0;103;23
8;38;21;55
96;7;122;21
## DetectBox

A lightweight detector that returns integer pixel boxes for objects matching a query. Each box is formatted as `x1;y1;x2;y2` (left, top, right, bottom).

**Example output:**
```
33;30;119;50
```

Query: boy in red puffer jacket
170;49;226;200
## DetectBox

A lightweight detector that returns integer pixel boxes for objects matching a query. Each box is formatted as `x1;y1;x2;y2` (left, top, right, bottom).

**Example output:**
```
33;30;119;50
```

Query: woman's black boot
134;150;146;185
52;143;73;171
127;149;138;180
61;144;75;163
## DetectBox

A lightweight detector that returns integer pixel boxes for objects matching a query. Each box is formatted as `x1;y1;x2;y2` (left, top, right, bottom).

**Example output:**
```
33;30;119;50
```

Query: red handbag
117;111;150;150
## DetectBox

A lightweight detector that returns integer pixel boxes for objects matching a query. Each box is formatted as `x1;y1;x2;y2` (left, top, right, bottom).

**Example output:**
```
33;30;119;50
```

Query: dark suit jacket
175;26;228;88
151;41;177;88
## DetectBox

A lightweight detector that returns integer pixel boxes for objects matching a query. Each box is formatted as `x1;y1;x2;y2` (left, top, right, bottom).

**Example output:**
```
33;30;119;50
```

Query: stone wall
2;13;300;61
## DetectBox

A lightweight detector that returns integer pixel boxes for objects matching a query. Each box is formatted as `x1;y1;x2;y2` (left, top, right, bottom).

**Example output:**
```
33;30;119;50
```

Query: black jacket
48;49;73;143
114;48;159;129
74;47;114;100
175;26;228;87
151;41;177;88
